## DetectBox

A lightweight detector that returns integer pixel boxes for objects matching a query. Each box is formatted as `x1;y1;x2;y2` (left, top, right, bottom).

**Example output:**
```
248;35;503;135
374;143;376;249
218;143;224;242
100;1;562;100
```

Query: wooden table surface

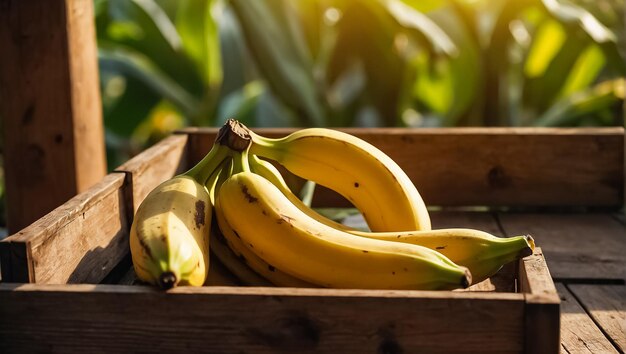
346;210;626;353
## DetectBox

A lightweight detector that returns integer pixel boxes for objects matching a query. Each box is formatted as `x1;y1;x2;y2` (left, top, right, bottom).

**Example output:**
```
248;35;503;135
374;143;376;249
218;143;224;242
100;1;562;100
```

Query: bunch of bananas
130;119;534;290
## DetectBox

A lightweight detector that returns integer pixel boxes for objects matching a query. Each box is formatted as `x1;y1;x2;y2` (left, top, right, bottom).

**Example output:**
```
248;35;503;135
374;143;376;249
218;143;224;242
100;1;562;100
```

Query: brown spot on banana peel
277;214;295;225
354;182;359;188
268;265;275;272
138;237;155;261
436;246;446;250
240;183;258;203
194;200;206;228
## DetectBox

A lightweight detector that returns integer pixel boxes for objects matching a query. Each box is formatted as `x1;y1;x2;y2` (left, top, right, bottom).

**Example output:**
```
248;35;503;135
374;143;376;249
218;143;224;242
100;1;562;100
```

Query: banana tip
525;234;535;250
158;271;178;290
461;268;472;289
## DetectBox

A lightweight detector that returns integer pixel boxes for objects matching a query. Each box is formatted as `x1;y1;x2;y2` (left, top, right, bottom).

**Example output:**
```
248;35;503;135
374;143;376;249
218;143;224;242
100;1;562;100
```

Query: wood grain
569;285;626;352
499;213;626;281
519;248;561;354
115;134;188;215
0;0;106;233
0;283;526;353
181;127;624;208
557;284;619;354
0;174;129;284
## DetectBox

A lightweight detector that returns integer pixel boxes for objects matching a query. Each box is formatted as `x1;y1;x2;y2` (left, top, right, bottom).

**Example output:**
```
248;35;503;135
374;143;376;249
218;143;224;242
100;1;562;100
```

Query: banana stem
183;144;230;185
231;148;251;174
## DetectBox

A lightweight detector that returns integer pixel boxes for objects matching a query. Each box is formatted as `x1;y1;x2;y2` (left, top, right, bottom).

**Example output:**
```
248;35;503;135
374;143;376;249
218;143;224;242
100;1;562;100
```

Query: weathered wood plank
557;284;619;354
518;248;561;354
0;174;129;284
499;213;626;281
181;127;624;208
0;0;106;233
0;283;525;353
115;134;188;215
569;285;626;352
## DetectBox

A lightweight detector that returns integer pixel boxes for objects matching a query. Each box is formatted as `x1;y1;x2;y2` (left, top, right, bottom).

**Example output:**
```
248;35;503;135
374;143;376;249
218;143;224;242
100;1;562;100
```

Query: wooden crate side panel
0;284;525;353
182;127;624;207
115;134;188;214
0;174;129;284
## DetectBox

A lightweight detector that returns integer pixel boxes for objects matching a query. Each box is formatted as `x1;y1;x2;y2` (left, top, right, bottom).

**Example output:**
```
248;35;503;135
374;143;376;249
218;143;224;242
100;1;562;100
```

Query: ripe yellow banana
129;143;229;289
208;155;316;287
208;226;273;287
218;154;470;290
214;197;319;288
248;154;353;232
248;127;431;232
248;153;534;284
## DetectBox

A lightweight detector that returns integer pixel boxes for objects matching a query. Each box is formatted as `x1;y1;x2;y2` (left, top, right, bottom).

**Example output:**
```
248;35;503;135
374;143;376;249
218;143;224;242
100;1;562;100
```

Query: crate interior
1;127;623;291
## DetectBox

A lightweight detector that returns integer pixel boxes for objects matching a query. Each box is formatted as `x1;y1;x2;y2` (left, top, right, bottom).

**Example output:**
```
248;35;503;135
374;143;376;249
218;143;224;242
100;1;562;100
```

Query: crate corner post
0;0;107;233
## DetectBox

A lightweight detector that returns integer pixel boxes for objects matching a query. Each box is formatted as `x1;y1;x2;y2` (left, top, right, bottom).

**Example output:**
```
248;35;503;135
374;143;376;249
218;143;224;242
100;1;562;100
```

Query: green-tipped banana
248;152;534;283
354;229;534;284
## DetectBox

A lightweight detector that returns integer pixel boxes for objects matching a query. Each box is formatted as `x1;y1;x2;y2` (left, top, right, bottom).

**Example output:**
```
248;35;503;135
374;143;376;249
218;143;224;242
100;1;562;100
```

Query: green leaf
541;0;616;43
534;79;624;126
384;0;457;57
524;19;566;78
217;81;265;126
99;48;202;120
557;44;605;100
328;1;409;126
101;74;161;137
175;0;223;89
229;0;324;126
419;6;481;126
104;0;204;96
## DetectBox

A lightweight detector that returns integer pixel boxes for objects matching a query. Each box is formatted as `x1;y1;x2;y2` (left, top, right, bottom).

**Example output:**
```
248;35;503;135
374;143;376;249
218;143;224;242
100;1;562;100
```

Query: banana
214;198;318;288
248;152;533;284
218;152;471;290
208;225;273;287
129;142;229;289
353;229;534;284
248;154;353;232
211;156;317;287
248;125;431;232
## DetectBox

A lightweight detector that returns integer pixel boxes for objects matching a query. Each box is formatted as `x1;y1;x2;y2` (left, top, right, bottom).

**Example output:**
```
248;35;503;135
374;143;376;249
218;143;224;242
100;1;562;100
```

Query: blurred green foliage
97;0;623;167
0;0;624;231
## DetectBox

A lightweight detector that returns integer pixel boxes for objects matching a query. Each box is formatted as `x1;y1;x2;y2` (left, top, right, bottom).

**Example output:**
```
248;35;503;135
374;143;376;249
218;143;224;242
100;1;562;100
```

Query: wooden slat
568;285;626;352
0;283;526;353
115;134;188;215
557;284;619;354
0;0;106;233
518;248;561;354
0;174;129;284
181;127;624;208
499;213;626;281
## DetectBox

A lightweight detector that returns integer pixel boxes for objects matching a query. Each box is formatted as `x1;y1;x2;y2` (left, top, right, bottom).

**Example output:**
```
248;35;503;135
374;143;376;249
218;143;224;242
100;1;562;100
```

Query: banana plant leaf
229;0;325;126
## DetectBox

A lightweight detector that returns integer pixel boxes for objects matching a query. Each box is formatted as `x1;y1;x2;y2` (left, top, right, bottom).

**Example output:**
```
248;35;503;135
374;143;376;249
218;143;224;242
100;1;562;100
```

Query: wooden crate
2;127;623;353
